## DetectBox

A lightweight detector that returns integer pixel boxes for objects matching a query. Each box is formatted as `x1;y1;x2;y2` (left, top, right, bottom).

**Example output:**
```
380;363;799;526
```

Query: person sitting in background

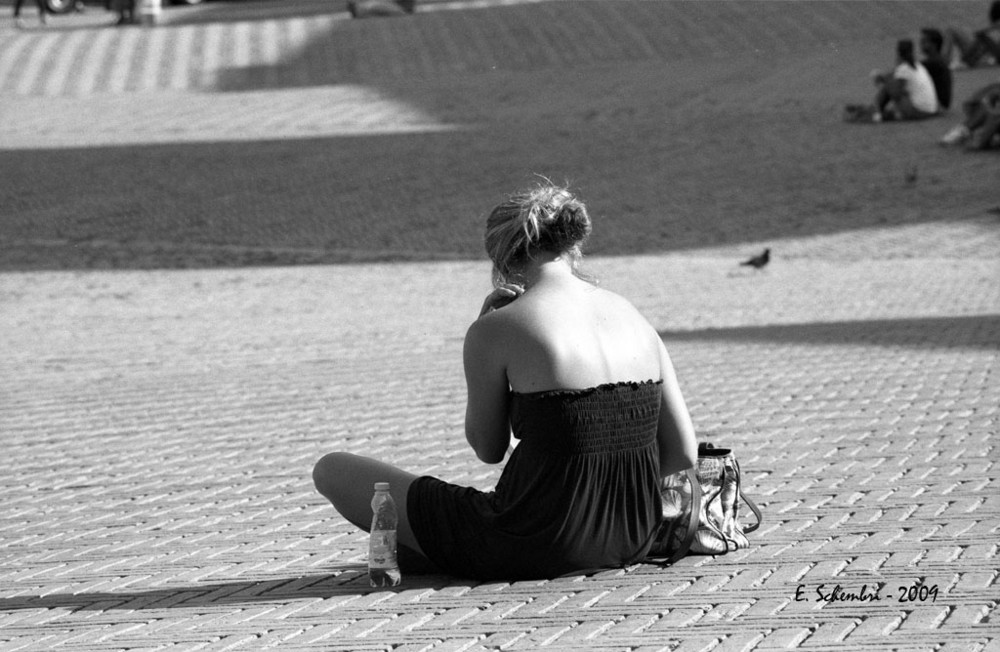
944;1;1000;69
920;28;953;111
846;39;940;123
940;82;1000;149
871;39;941;122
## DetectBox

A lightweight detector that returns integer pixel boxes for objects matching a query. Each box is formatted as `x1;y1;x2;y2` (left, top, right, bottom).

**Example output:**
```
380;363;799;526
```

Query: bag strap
664;467;701;564
652;444;763;565
731;455;763;533
740;489;763;533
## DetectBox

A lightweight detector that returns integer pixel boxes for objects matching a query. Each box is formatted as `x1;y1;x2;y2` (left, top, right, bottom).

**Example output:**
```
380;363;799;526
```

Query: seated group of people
844;2;1000;150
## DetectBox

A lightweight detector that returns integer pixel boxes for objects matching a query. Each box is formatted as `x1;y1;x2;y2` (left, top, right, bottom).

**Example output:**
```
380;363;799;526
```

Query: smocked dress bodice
407;380;663;580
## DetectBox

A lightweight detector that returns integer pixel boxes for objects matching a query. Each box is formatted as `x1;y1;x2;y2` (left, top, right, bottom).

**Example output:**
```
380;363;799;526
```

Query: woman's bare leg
312;452;426;557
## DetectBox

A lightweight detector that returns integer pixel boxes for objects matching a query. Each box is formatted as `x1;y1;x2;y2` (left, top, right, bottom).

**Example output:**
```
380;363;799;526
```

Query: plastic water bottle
369;482;402;588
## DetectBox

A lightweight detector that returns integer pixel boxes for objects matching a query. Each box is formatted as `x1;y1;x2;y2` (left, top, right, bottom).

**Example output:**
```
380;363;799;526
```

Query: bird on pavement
740;248;771;270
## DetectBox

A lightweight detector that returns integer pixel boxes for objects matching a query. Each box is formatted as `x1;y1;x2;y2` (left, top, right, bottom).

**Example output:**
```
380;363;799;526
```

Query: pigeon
740;248;771;270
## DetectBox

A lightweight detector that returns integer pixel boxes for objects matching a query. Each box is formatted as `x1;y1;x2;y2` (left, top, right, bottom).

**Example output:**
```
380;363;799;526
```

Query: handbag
648;442;763;564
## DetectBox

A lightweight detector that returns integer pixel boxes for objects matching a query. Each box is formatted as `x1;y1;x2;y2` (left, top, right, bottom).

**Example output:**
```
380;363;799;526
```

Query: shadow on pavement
0;569;462;611
167;0;350;25
660;314;1000;350
3;123;997;271
164;0;456;26
209;0;982;91
2;1;997;271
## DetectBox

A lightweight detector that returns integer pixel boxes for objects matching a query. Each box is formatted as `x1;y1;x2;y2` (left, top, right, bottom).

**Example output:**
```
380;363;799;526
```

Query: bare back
491;275;662;393
464;259;696;468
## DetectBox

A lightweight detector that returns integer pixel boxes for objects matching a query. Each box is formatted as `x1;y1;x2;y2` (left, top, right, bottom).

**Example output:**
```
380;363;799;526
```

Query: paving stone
755;627;813;650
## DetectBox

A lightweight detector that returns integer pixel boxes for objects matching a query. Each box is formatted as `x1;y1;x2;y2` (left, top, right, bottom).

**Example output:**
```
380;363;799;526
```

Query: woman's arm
478;283;525;318
462;316;513;464
655;337;698;476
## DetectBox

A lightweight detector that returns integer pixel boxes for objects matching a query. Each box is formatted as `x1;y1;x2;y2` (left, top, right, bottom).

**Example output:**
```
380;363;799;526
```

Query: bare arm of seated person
463;310;514;465
656;337;698;476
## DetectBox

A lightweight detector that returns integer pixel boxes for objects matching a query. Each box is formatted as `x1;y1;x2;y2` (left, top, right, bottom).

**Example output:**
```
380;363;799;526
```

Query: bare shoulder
595;285;665;349
465;311;497;349
464;303;526;353
591;285;656;325
595;284;643;310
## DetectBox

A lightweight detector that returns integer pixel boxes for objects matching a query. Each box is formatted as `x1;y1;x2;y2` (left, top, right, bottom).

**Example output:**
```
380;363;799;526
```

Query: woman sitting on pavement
313;183;698;580
845;39;940;123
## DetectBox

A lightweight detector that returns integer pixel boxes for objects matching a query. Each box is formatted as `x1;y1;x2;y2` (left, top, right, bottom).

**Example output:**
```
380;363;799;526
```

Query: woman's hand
478;283;525;317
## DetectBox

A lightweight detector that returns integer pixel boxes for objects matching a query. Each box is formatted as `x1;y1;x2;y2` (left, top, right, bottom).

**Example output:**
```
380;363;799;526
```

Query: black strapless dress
407;380;662;580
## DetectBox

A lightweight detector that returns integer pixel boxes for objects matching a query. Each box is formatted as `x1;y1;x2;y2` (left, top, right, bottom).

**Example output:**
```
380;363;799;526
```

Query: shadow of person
0;566;460;612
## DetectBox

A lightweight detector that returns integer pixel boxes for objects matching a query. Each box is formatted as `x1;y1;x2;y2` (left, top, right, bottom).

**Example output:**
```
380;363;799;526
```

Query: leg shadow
0;566;461;612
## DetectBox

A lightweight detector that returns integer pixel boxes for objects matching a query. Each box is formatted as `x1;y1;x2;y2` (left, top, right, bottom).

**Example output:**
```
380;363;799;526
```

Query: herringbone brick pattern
2;254;997;650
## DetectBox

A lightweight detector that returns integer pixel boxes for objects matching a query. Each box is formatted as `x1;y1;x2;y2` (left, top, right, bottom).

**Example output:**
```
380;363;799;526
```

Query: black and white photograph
1;0;998;650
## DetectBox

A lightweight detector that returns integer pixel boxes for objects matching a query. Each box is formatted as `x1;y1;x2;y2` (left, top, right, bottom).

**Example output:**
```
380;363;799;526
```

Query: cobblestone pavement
1;0;999;650
1;252;998;651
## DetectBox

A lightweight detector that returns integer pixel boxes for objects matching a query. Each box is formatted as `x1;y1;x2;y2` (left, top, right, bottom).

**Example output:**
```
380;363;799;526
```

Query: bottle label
369;530;397;569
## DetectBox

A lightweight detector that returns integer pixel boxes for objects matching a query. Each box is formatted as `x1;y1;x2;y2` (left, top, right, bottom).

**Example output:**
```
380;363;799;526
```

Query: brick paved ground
1;253;998;651
1;0;999;650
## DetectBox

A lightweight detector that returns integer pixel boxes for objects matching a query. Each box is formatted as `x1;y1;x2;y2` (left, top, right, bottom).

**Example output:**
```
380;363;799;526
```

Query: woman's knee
312;451;357;497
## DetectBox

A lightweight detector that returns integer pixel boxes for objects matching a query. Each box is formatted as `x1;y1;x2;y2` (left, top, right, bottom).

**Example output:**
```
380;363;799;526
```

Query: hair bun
483;182;593;286
538;202;590;251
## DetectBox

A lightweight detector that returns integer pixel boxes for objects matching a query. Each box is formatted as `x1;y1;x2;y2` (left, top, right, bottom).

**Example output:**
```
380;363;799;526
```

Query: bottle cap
374;482;390;492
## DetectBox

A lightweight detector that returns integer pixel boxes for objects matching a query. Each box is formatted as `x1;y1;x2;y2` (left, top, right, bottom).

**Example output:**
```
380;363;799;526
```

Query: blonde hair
484;184;592;287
